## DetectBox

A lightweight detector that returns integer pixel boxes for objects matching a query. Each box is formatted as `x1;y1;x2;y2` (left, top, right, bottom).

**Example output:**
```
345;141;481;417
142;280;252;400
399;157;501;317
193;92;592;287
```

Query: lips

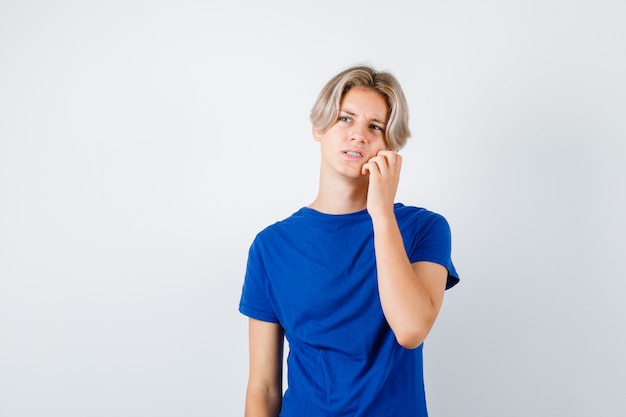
342;149;365;160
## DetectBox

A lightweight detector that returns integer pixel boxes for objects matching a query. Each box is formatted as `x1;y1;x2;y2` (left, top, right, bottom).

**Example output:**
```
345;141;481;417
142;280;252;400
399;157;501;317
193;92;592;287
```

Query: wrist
369;210;397;228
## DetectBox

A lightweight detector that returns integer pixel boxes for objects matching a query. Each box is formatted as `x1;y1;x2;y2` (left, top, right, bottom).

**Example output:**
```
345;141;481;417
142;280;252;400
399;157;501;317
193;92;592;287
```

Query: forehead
340;87;389;119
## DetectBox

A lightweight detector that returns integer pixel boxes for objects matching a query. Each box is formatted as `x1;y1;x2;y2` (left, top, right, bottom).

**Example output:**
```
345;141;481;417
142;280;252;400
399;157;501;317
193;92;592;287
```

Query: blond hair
310;65;411;150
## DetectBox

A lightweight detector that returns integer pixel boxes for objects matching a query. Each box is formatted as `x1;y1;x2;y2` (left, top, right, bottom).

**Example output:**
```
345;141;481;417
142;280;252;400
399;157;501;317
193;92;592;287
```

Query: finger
376;150;400;168
394;154;402;171
368;155;391;175
377;149;397;159
362;160;381;177
380;151;403;174
362;161;372;176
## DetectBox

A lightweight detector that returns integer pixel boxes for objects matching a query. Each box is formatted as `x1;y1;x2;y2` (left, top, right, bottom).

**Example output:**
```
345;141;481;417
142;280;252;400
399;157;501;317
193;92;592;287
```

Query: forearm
244;384;282;417
372;214;439;349
245;319;284;417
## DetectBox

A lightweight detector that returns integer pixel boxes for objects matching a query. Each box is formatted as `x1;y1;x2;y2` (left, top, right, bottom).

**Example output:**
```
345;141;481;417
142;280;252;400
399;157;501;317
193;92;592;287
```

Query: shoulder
395;203;459;288
251;207;312;246
394;203;450;231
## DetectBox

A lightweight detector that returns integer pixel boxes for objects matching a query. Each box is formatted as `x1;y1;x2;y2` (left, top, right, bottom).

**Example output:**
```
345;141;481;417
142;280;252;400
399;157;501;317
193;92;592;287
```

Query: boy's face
313;87;389;180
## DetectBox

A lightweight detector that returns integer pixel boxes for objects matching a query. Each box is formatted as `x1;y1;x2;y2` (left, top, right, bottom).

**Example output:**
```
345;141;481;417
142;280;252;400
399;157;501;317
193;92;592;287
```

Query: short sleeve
407;211;460;290
238;237;280;323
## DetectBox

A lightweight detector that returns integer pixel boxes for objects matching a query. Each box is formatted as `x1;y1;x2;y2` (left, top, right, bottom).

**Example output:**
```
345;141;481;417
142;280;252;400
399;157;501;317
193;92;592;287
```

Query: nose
350;122;369;143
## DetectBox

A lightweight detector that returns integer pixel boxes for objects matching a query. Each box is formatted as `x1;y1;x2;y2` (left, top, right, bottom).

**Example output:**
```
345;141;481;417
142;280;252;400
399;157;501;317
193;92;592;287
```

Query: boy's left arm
363;150;448;349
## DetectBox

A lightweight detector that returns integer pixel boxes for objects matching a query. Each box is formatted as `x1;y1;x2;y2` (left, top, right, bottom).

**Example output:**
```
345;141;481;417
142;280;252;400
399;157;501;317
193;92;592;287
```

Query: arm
245;318;284;417
373;221;447;349
363;151;448;349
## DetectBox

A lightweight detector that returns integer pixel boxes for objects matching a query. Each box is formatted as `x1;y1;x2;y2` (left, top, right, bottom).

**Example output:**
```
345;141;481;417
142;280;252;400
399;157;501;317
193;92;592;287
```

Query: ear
312;125;322;142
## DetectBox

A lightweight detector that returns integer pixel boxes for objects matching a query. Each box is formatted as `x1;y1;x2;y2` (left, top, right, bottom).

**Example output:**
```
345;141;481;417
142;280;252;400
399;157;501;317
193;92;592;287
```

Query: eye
340;116;352;123
370;124;385;132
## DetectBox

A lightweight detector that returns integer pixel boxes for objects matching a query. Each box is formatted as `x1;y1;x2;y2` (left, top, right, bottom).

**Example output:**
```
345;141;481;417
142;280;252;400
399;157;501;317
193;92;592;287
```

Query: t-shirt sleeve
407;211;460;290
239;236;280;323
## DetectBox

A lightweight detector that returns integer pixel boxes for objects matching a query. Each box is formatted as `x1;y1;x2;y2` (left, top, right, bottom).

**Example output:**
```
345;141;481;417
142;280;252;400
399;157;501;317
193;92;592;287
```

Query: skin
244;87;448;416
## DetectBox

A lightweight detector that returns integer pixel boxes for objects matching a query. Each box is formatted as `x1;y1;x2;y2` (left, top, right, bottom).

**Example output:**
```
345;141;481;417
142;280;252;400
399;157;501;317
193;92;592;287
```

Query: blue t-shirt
239;203;459;416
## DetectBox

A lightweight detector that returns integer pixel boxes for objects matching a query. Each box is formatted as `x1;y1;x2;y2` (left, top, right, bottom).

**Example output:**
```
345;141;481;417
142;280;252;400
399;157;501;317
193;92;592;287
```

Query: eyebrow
339;109;388;125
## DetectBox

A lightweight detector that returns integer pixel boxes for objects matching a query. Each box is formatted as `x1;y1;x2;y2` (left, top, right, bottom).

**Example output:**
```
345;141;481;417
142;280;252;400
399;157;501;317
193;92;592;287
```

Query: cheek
372;134;388;150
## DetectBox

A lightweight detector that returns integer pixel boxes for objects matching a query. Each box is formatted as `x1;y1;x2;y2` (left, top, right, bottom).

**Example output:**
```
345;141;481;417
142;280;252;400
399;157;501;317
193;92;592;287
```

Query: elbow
392;315;436;349
394;327;429;350
385;305;440;349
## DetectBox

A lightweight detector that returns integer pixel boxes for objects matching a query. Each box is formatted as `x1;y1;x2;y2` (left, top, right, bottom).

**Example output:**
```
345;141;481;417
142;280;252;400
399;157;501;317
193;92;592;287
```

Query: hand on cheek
363;150;402;218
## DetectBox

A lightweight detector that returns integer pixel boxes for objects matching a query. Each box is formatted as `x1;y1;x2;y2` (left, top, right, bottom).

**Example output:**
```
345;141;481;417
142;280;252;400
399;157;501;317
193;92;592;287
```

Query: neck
308;172;369;215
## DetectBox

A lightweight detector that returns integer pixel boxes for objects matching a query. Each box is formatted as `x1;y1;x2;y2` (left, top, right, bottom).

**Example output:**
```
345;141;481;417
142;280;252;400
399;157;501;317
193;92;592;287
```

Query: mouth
342;149;364;160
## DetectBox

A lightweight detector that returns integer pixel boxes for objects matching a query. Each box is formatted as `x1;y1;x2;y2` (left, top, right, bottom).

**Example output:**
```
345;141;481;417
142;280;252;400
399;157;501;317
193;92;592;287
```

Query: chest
262;228;382;338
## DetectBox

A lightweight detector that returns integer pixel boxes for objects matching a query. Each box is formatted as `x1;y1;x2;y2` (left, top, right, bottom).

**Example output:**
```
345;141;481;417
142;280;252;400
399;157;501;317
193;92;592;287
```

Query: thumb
361;163;370;176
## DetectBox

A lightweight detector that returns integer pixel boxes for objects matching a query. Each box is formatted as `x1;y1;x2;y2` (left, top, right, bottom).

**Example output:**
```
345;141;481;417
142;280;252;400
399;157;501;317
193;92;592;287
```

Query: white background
1;1;625;416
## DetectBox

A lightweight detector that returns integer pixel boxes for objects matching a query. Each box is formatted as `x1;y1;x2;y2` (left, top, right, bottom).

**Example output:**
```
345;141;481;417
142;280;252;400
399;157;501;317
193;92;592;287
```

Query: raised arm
244;318;284;417
374;225;447;349
363;150;448;349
